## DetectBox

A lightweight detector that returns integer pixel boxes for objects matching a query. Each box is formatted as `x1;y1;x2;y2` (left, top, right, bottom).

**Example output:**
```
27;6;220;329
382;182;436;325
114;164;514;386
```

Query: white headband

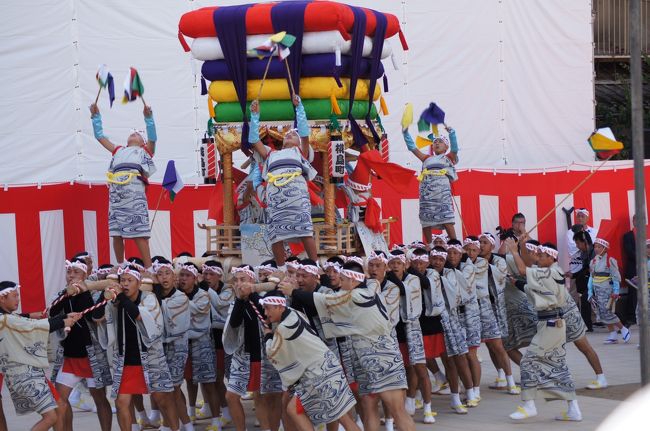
594;238;610;249
180;264;199;277
259;296;287;307
388;254;407;263
345;256;365;266
391;244;407;252
430;250;448;260
231;266;256;280
480;233;496;246
97;267;113;275
322;261;342;272
202;264;224;275
346;178;372;192
128;261;146;272
446;244;463;253
131;129;147;144
538;246;558;259
118;266;141;280
525;243;539;252
66;260;88;274
431;234;448;244
341;269;365;282
0;284;19;297
576;208;590;216
299;264;320;276
255;264;276;274
286;261;301;270
463;238;480;248
410;254;430;263
367;251;388;264
153;262;174;273
409;241;427;249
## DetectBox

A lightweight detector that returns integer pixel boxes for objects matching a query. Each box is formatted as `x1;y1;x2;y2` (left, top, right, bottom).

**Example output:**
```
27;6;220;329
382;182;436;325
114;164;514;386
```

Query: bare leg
338;410;362;431
444;223;457;240
360;395;381;431
112;236;125;264
262;392;282;431
441;354;459;394
133;237;152;268
32;409;57;431
286;395;315;430
378;390;415;431
0;401;7;431
89;387;113;431
225;391;246;431
115;394;133;431
186;378;198;411
281;391;299;431
301;236;318;261
422;226;432;244
405;366;417;398
574;336;604;374
201;382;221;418
414;364;432;403
453;354;474;390
467;349;481;390
174;387;191;426
487;339;513;376
426;358;440;375
54;383;74;431
272;242;287;266
507;348;523;366
151;392;179;431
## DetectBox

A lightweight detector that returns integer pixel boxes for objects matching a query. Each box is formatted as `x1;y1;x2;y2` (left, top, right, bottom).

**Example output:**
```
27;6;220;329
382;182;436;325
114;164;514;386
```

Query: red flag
356;150;416;192
208;182;224;223
597;219;624;264
365;197;383;233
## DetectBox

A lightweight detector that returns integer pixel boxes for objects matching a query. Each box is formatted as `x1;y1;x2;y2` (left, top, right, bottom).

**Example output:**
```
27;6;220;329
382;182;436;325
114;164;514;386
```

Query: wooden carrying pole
222;151;235;225
322;153;335;229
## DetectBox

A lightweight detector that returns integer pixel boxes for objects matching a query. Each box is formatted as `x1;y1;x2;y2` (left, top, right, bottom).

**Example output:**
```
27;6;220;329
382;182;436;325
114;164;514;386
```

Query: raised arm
143;105;157;155
402;127;429;163
446;125;459;165
249;100;268;159
293;94;311;158
89;104;116;153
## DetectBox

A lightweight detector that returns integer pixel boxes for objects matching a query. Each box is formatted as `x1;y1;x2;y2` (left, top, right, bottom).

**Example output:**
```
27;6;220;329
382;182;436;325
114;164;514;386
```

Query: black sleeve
72;291;94;311
291;290;316;315
515;280;527;292
386;271;407;295
48;290;68;316
48;314;66;333
229;298;247;328
116;293;140;320
264;333;273;343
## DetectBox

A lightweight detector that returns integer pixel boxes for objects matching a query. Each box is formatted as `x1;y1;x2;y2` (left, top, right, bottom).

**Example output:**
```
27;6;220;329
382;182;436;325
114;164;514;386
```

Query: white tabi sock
211;417;221;427
506;375;516;387
131;425;140;431
466;387;475;401
523;399;535;410
424;402;433;414
415;390;423;402
568;399;581;415
609;330;618;339
182;423;195;431
149;409;161;422
621;326;630;337
384;418;394;431
222;406;231;420
451;393;462;406
497;368;506;380
136;410;148;423
597;373;607;384
159;427;171;431
473;386;481;398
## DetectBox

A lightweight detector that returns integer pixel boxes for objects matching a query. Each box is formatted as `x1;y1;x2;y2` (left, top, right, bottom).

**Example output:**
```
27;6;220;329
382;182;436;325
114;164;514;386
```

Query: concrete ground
3;328;646;430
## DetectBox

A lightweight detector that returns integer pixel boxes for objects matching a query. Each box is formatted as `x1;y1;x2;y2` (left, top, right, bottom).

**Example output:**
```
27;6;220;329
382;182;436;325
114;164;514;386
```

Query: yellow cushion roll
208;77;381;103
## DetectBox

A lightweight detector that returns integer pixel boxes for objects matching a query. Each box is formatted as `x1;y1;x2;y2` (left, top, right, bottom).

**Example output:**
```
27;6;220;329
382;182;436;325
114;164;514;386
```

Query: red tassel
398;29;409;51
178;30;190;52
365;198;383;233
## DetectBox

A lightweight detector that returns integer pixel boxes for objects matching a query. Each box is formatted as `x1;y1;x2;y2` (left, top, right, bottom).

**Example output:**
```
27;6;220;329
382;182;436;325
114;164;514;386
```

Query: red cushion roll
179;1;402;41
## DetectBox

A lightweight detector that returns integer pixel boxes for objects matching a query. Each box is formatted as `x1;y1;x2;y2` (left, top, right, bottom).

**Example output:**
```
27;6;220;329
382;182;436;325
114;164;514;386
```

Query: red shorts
399;342;409;366
62;357;94;378
296;396;305;415
119;366;148;394
184;357;193;381
215;349;226;372
47;378;60;402
423;334;446;359
247;361;261;392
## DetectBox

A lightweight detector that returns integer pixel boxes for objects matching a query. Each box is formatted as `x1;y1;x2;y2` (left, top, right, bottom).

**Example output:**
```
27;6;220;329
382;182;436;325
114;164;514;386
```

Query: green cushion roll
214;99;378;122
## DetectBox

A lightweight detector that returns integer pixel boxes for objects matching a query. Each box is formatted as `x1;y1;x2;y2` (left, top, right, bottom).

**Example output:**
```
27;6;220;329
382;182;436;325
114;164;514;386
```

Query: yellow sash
417;168;447;182
106;171;139;185
267;171;301;187
593;275;611;283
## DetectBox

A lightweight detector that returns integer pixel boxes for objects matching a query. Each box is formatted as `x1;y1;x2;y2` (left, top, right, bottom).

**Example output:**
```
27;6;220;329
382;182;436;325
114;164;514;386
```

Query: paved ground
3;329;646;430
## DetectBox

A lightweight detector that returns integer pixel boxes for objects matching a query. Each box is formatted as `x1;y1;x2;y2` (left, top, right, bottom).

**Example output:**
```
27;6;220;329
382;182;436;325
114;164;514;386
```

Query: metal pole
630;0;649;385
